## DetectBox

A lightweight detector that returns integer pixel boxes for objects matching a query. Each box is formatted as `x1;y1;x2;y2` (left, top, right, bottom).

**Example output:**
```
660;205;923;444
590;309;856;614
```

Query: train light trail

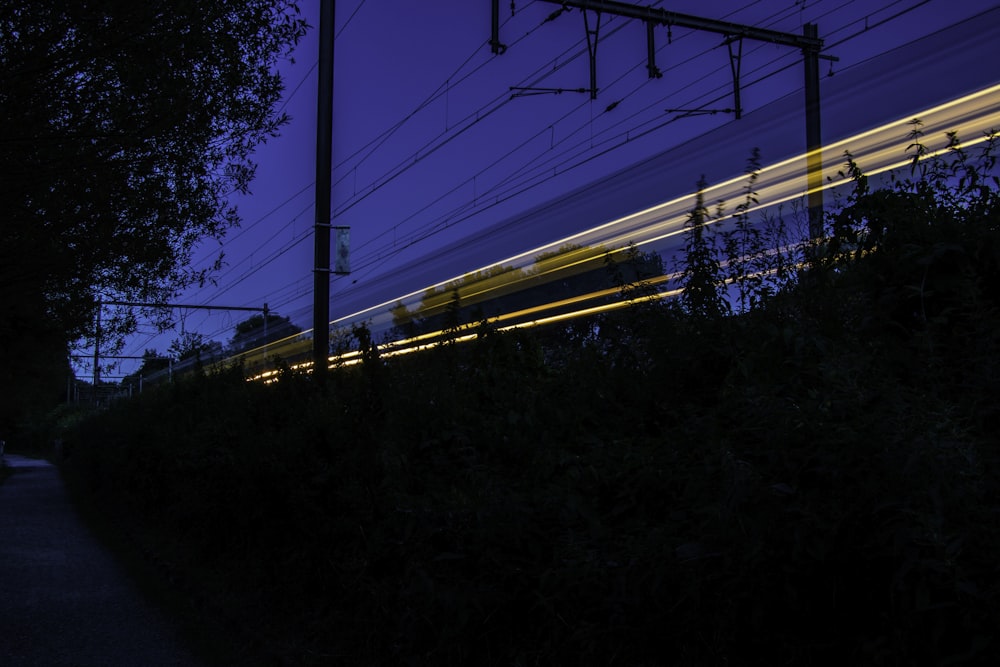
191;82;1000;385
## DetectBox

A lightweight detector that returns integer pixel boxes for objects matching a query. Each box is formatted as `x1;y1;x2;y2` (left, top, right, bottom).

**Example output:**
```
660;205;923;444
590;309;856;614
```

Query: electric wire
119;1;951;363
330;3;533;183
181;4;545;312
336;1;802;278
351;0;898;251
187;6;629;319
327;1;936;291
332;12;634;223
216;0;882;322
345;0;784;250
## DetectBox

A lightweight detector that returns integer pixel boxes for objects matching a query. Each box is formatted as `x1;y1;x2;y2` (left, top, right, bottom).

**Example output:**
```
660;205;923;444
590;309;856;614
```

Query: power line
121;1;952;365
246;3;896;294
328;1;931;287
185;6;547;307
201;3;804;318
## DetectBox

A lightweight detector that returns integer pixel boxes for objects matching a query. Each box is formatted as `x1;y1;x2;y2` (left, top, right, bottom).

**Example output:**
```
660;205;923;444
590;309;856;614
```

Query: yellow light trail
228;83;999;381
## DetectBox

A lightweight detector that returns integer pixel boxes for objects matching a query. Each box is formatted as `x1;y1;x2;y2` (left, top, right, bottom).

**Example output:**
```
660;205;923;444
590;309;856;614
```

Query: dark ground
0;454;205;667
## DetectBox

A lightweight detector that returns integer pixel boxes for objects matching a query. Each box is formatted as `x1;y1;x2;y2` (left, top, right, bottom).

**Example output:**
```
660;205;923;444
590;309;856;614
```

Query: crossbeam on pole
495;0;829;239
541;0;822;51
102;300;265;312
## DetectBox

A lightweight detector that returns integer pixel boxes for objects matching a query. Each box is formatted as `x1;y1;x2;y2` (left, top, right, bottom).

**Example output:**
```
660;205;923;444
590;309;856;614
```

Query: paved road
0;454;205;666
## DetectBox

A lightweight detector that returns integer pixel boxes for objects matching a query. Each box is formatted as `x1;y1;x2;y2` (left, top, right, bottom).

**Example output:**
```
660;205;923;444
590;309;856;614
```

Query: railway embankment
55;146;1000;665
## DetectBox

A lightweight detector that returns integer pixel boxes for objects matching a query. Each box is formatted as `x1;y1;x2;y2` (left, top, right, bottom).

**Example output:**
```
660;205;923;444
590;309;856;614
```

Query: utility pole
92;300;101;388
313;0;335;383
803;22;824;239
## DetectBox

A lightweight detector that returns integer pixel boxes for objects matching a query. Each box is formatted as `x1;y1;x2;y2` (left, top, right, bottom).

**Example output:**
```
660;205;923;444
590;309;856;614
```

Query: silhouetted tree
390;301;423;340
230;313;302;352
0;0;306;426
121;349;171;387
721;149;770;313
677;176;729;320
169;332;218;363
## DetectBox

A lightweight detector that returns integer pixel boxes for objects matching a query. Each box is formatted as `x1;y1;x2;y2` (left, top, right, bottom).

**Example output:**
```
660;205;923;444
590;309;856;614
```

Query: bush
62;133;1000;665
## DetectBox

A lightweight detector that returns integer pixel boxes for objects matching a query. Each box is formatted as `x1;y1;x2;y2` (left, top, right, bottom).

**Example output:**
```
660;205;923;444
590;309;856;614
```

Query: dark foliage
61;136;1000;665
230;313;302;352
0;0;306;433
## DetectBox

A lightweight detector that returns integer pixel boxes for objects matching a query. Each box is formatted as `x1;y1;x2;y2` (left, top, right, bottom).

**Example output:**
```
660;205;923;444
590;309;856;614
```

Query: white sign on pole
334;226;350;274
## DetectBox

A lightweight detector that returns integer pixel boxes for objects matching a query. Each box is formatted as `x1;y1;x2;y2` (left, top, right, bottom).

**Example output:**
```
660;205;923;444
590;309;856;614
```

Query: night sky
101;0;999;378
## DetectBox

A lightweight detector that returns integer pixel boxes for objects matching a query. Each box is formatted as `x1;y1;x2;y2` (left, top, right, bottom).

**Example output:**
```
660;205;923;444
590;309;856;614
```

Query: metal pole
92;300;101;388
583;10;600;99
803;22;823;240
313;0;335;382
728;38;743;120
490;0;502;53
645;21;661;78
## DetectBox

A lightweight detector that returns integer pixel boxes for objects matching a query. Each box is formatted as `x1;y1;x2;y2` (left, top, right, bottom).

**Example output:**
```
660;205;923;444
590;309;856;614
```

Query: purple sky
100;0;999;377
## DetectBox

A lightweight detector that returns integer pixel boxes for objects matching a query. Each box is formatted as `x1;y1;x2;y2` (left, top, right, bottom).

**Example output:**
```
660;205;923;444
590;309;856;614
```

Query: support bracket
646;21;663;79
582;9;602;99
490;0;507;54
726;36;744;119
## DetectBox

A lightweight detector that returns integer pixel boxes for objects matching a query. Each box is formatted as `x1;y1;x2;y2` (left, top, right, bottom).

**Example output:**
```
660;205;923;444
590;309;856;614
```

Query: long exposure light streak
200;83;1000;382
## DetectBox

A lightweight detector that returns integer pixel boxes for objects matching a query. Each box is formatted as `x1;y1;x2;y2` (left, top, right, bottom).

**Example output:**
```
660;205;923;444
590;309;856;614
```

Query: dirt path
0;454;205;666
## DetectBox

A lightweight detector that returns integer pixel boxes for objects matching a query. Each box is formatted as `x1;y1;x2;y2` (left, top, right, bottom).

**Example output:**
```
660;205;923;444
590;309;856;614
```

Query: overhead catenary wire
324;0;918;296
180;5;549;310
121;1;947;364
227;3;920;294
331;12;635;222
183;6;625;321
331;1;802;274
343;0;797;260
327;1;934;289
204;0;923;330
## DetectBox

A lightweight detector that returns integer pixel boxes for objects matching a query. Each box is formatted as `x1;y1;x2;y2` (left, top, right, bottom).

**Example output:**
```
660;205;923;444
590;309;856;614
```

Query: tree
605;242;665;304
677;176;729;320
121;349;171;388
0;1;306;426
390;301;423;340
229;313;302;352
169;332;218;364
720;148;768;313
